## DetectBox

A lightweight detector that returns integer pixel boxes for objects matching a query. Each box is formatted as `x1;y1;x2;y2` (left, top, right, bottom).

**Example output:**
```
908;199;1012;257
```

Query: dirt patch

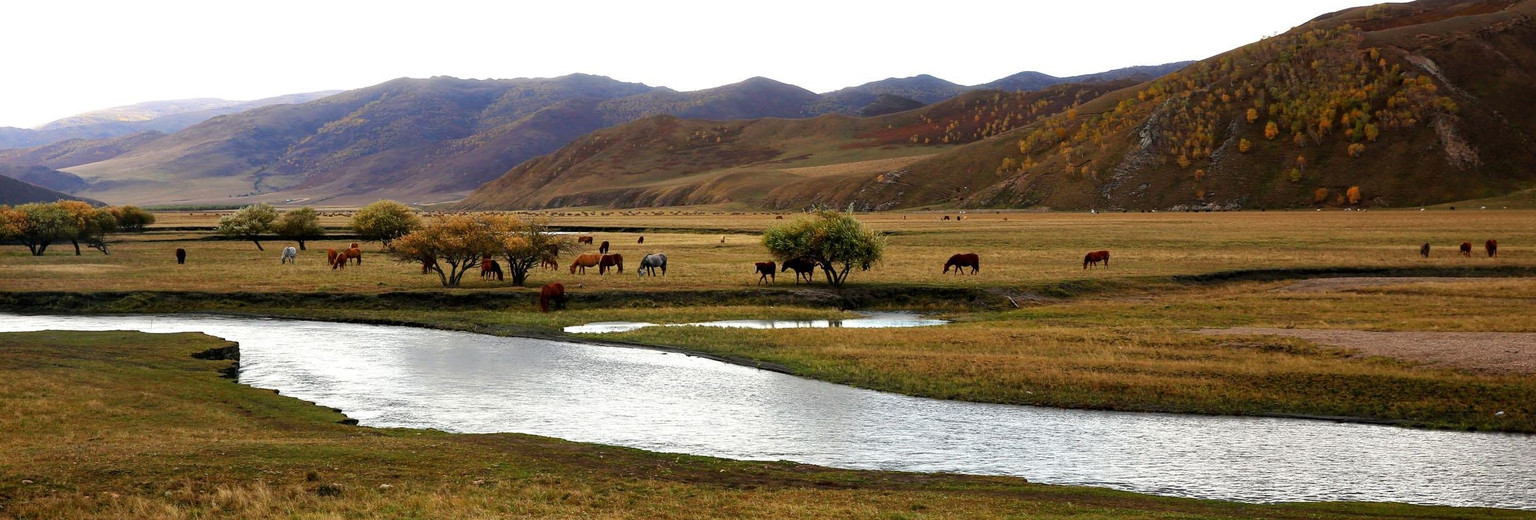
1196;327;1536;374
1271;276;1482;293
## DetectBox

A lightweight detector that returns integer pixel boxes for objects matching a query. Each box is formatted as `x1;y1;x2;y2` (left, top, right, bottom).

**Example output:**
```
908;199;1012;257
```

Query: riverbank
4;274;1535;433
4;329;1523;519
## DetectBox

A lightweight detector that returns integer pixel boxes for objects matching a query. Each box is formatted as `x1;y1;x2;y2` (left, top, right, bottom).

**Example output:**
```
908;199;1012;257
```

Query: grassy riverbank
4;330;1524;519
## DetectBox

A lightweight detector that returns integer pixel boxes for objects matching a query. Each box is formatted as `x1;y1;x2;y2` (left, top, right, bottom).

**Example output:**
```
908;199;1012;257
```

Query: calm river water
2;313;1532;509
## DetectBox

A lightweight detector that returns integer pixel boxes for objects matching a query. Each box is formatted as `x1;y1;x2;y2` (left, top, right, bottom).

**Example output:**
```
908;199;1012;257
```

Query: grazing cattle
281;246;298;264
1487;239;1498;258
781;257;818;284
599;253;624;274
577;236;594;245
637;236;645;244
539;282;567;312
326;249;339;266
1460;242;1473;257
755;261;776;284
638;253;667;277
1083;250;1110;269
344;247;362;266
1420;242;1431;258
943;253;980;274
569;253;602;274
175;248;186;265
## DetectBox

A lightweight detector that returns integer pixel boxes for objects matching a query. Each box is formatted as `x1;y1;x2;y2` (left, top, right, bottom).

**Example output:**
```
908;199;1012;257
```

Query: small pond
1;313;1532;509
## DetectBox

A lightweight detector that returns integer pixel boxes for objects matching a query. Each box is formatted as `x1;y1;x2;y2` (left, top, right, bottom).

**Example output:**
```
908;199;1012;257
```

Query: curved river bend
2;313;1532;509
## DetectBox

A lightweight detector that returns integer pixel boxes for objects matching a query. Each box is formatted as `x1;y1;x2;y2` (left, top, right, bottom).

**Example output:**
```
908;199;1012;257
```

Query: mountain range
0;64;1185;207
0;92;339;151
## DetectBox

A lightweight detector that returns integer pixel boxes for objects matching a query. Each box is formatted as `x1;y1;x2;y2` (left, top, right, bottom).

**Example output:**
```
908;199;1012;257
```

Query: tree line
0;202;154;256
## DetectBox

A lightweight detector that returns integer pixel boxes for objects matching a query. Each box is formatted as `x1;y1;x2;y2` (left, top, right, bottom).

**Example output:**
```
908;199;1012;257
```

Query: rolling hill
0;92;338;151
27;63;1184;207
461;0;1536;211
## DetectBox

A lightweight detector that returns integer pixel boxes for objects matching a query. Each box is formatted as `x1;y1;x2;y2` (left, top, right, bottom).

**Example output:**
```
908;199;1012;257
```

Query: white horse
637;253;667;277
281;246;298;264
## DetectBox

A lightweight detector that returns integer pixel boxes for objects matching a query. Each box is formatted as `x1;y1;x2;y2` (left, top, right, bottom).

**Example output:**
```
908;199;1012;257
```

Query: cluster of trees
386;212;573;287
215;200;423;251
0;202;154;256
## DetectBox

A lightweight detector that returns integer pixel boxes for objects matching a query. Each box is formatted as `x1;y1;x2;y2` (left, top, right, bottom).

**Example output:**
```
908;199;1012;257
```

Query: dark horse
539;282;568;312
755;261;776;284
175;248;186;265
1487;239;1498;258
481;257;504;281
1083;250;1110;269
943;253;979;274
781;257;818;284
1460;242;1473;257
598;253;624;275
599;240;610;255
1420;242;1430;258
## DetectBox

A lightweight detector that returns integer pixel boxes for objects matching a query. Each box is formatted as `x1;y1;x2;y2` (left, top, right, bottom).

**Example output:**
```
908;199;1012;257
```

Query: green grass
2;330;1524;519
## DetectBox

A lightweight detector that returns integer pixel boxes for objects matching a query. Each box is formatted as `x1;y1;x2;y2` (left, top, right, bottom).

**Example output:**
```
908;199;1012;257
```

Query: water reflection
563;311;948;334
1;313;1532;510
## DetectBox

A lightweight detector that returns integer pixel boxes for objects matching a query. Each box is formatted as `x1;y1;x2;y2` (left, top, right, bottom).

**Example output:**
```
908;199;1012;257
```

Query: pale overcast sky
0;0;1389;129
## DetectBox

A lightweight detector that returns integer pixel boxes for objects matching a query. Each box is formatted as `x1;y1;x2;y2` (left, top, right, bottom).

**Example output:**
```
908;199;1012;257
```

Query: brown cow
755;261;776;284
577;236;594;245
1420;242;1430;258
943;253;979;274
569;253;602;274
175;248;186;265
1460;242;1473;257
1083;250;1110;269
599;240;610;255
599;253;624;275
539;282;567;312
1487;239;1498;258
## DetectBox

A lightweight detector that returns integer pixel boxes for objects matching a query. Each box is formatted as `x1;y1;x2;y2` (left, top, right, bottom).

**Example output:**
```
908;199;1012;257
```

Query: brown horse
637;236;644;244
1083;250;1110;269
570;253;602;274
326;248;339;266
599;240;610;255
755;261;776;284
943;253;979;274
1460;242;1473;257
481;257;504;281
1487;239;1498;258
599;253;624;274
577;236;594;245
420;255;435;274
331;250;348;270
781;257;818;284
175;248;186;265
344;247;362;266
539;282;567;312
1420;242;1430;258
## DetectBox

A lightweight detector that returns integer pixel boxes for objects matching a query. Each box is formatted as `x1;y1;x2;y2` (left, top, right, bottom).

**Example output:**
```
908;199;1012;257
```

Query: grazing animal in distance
577;235;594;245
598;253;624;274
637;236;644;244
943;253;980;274
175;248;186;265
638;253;667;277
326;249;339;266
281;246;298;264
781;257;818;284
1420;242;1430;258
569;253;602;274
539;282;567;312
481;257;504;281
420;256;435;274
755;261;776;284
719;236;727;244
1460;242;1473;257
344;247;362;266
331;250;348;270
1487;239;1498;258
599;240;610;255
1083;250;1110;269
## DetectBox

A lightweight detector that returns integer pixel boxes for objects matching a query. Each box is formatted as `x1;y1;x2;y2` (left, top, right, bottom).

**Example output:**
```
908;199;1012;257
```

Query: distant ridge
0;91;339;150
0;167;103;206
